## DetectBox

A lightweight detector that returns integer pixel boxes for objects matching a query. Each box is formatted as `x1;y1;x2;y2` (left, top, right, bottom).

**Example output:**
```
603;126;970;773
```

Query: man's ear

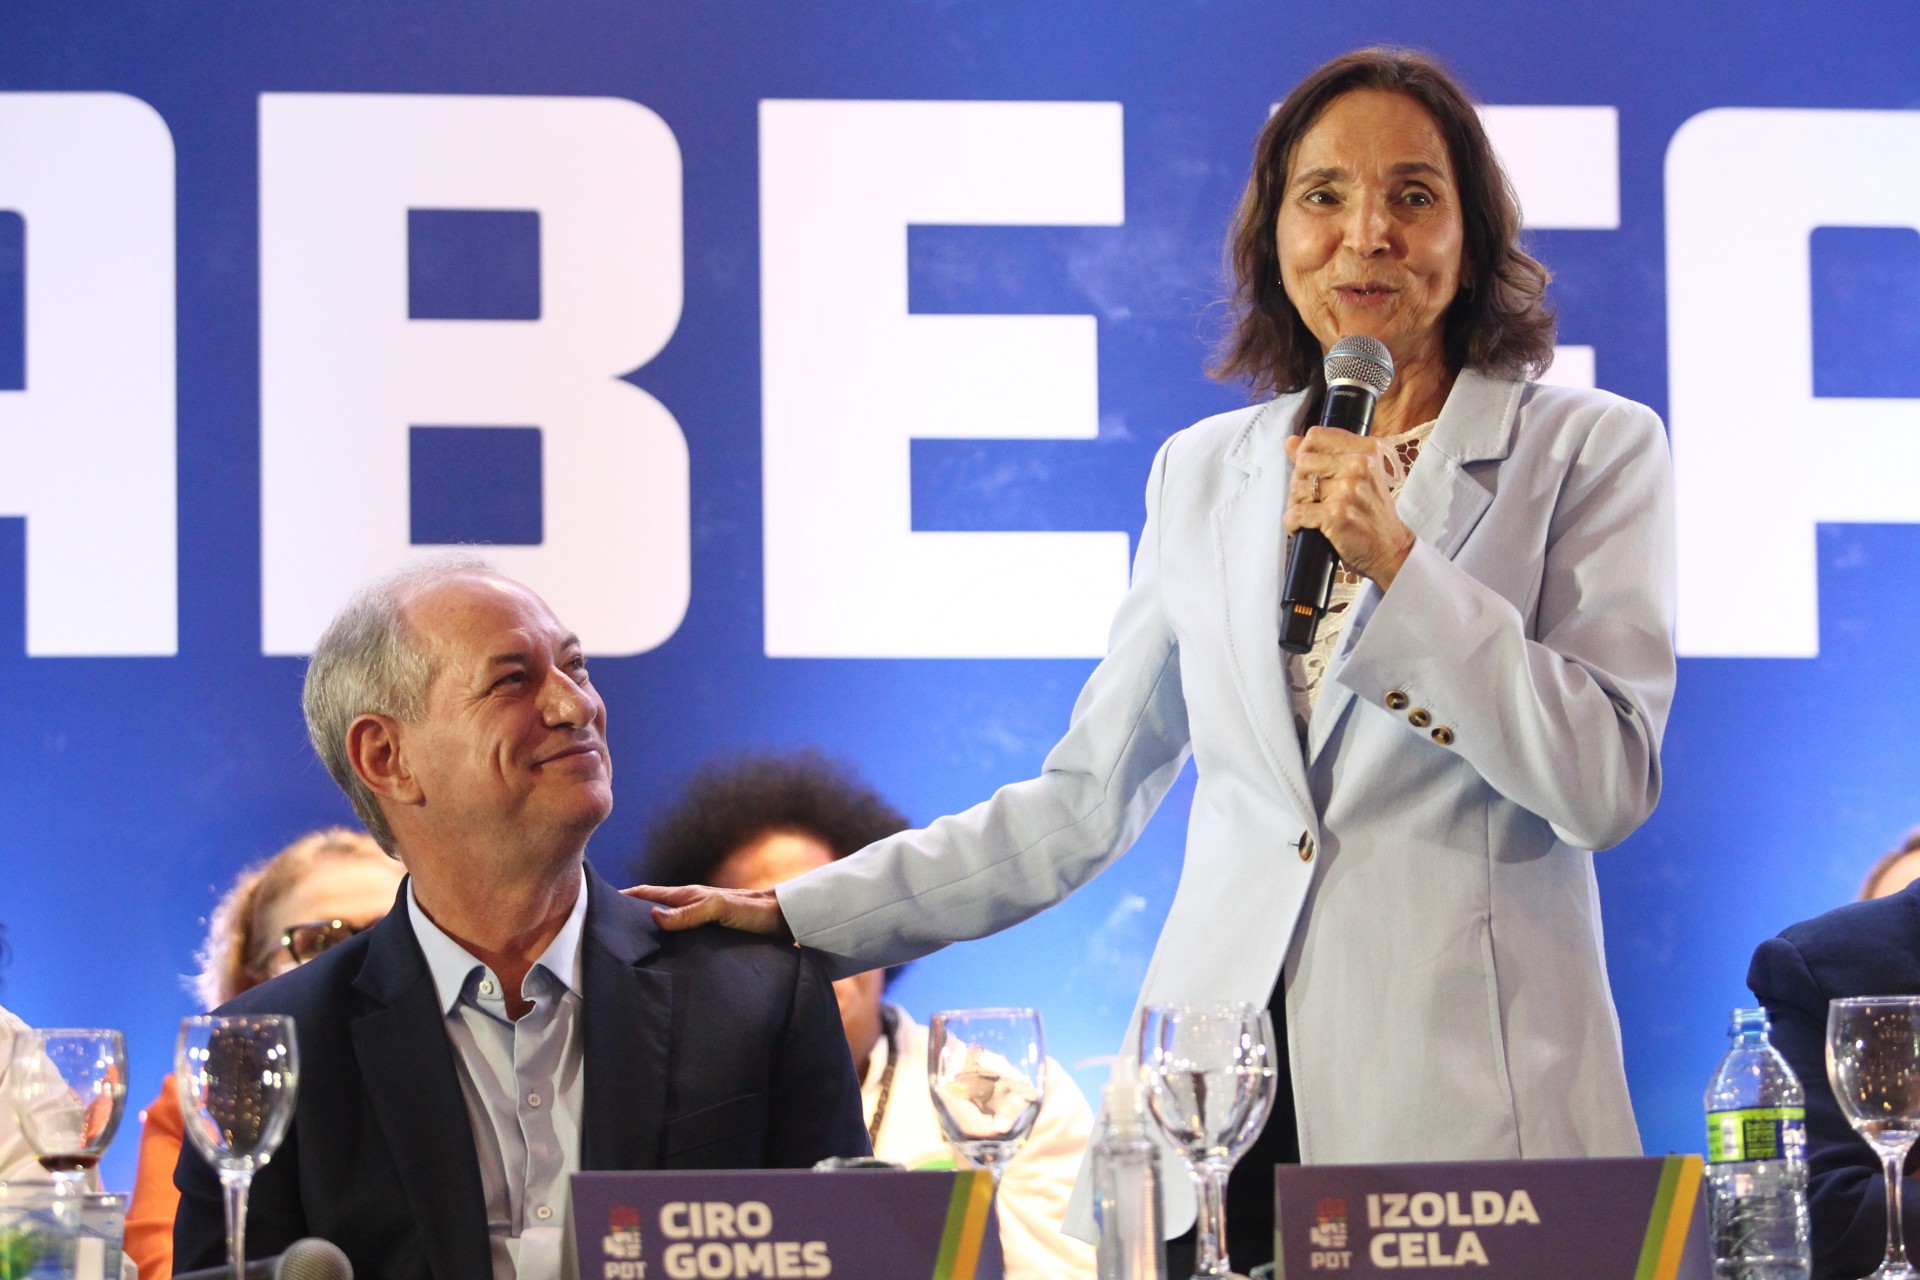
346;714;424;808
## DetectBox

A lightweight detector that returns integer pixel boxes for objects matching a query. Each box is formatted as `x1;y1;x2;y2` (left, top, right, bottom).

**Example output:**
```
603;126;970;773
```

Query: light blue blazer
780;369;1676;1219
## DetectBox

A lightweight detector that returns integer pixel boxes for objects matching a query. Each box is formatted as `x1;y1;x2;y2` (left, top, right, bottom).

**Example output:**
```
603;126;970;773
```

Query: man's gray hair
302;553;500;852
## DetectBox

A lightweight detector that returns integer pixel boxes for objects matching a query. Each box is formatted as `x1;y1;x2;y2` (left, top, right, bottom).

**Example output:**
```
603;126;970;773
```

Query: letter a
1454;1231;1488;1266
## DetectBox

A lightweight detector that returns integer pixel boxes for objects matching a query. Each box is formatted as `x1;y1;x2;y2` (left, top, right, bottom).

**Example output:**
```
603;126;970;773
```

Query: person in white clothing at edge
636;751;1097;1280
630;46;1677;1276
0;1000;46;1185
0;951;109;1200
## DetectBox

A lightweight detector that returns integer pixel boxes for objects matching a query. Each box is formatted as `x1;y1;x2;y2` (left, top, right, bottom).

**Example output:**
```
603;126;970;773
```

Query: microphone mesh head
1323;335;1394;396
278;1238;354;1280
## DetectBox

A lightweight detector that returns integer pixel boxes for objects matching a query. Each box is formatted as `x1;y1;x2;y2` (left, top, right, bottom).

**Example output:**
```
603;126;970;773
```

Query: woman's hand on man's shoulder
621;883;794;941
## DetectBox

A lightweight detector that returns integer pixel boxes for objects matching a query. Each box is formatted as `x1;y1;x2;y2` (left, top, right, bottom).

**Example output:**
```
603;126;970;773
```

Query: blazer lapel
578;869;673;1172
1392;369;1516;560
349;900;494;1280
1306;370;1519;763
1212;394;1317;823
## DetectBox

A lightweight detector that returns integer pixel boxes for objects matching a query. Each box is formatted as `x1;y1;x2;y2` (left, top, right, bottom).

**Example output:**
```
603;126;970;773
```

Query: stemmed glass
176;1014;299;1280
927;1008;1047;1189
1829;997;1920;1280
6;1028;128;1197
1139;1002;1279;1280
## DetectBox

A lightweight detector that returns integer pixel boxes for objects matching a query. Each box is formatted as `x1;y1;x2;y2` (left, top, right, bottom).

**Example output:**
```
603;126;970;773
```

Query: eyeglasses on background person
263;919;370;977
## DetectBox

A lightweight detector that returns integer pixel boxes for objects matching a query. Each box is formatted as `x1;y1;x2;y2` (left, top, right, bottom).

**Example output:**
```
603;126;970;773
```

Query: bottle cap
1103;1058;1147;1139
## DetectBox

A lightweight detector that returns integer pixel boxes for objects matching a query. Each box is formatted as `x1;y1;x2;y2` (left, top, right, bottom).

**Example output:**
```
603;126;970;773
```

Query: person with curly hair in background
1860;830;1920;901
122;828;403;1280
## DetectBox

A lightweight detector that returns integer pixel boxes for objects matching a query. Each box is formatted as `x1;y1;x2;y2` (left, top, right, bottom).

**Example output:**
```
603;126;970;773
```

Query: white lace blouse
1285;417;1438;742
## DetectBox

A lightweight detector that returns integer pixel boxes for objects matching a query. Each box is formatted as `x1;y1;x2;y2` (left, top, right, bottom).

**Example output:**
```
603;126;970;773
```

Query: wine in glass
176;1014;299;1280
6;1028;128;1192
1139;1002;1279;1280
927;1008;1047;1187
1829;996;1920;1280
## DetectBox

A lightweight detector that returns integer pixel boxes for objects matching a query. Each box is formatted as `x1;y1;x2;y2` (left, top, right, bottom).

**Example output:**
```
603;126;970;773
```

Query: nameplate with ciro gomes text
565;1168;1004;1280
1274;1155;1709;1280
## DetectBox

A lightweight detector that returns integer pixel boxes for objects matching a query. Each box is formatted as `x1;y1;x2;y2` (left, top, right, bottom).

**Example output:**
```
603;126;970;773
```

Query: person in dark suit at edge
173;555;869;1280
1748;877;1920;1280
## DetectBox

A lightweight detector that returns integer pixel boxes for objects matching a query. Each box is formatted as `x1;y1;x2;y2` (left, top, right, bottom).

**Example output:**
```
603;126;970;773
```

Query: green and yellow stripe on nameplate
1631;1154;1704;1280
931;1169;996;1280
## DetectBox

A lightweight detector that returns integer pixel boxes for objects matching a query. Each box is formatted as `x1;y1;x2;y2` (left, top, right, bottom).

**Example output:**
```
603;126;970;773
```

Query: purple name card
566;1168;1004;1280
1274;1155;1708;1279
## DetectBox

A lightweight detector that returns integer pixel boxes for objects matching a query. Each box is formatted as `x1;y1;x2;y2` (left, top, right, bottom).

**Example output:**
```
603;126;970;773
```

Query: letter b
259;93;690;655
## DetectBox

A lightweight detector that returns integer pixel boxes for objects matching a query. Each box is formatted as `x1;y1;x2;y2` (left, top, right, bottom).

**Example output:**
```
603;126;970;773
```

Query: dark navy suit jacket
173;868;870;1279
1747;880;1920;1280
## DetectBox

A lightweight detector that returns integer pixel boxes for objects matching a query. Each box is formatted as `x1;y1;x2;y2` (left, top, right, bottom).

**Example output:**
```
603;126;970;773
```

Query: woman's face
1275;89;1468;371
253;856;405;982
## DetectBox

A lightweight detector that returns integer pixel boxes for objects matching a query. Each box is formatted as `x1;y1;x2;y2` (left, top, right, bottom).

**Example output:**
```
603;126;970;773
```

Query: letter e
759;99;1128;658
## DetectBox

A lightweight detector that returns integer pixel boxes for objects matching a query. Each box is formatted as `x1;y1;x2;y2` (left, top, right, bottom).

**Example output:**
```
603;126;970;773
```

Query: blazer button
1295;833;1315;862
1431;725;1455;746
1384;690;1410;711
1408;708;1432;728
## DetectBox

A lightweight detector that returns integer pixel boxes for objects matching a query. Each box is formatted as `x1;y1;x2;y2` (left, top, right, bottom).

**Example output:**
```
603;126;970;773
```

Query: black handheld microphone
172;1237;354;1280
1278;334;1396;655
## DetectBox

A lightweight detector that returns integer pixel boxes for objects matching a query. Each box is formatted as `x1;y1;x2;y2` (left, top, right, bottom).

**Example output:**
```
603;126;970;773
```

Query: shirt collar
406;875;591;1016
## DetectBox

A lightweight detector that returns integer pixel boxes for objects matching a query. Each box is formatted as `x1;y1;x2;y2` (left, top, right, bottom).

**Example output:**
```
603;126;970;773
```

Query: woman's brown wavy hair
1211;47;1557;398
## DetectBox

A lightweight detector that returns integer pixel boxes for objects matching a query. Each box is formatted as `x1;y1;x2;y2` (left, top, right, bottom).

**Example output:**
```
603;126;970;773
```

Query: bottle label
1706;1107;1806;1163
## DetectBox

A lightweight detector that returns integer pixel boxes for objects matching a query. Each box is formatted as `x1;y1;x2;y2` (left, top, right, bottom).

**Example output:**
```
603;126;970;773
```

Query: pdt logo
1308;1196;1352;1270
602;1204;646;1279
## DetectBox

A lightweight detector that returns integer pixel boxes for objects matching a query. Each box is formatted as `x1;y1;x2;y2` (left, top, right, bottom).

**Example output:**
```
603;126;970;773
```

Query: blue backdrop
4;0;1920;1190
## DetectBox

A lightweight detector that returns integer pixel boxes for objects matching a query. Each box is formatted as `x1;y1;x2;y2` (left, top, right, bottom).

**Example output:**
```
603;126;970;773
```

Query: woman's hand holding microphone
1284;427;1417;590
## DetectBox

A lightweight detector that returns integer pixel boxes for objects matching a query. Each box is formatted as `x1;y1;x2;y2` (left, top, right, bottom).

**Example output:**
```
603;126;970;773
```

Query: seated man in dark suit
1748;879;1920;1280
174;557;869;1280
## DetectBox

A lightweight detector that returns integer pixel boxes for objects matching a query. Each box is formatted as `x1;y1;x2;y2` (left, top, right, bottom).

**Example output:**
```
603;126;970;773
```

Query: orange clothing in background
124;1075;183;1280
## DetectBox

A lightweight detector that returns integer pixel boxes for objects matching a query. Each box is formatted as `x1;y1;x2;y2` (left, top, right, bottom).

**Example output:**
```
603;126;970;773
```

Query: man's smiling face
394;573;612;855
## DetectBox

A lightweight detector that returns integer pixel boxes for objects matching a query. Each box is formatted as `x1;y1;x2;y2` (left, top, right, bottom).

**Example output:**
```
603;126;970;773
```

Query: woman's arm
1333;394;1676;850
735;432;1196;978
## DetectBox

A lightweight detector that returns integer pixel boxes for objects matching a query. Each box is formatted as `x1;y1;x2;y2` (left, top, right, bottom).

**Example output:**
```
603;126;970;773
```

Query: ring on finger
1309;474;1322;503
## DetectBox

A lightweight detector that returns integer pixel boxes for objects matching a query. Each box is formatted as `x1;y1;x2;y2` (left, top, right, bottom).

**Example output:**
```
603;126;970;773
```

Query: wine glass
927;1008;1047;1187
6;1028;128;1195
1829;997;1920;1280
1139;1002;1279;1280
176;1015;299;1280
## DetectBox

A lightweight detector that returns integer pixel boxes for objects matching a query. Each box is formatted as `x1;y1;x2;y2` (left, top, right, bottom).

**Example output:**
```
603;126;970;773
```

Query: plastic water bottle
1091;1058;1166;1280
1704;1007;1811;1280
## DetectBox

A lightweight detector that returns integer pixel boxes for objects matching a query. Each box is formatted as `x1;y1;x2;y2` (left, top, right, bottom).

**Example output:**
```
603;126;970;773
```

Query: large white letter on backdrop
760;99;1129;658
0;94;175;655
259;93;688;656
1668;108;1920;657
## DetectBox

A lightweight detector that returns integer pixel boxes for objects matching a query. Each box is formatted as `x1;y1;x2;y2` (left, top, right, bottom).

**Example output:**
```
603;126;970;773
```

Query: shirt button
1385;690;1410;711
536;1205;553;1221
1296;833;1315;862
1431;725;1456;746
527;1092;542;1108
478;979;495;996
1408;708;1432;728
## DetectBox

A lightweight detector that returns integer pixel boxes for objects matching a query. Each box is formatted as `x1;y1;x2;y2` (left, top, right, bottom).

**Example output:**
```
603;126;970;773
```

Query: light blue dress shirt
407;881;588;1280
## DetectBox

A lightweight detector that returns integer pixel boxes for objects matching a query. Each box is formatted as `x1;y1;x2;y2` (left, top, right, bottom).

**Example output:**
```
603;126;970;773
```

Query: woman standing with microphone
634;46;1676;1269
